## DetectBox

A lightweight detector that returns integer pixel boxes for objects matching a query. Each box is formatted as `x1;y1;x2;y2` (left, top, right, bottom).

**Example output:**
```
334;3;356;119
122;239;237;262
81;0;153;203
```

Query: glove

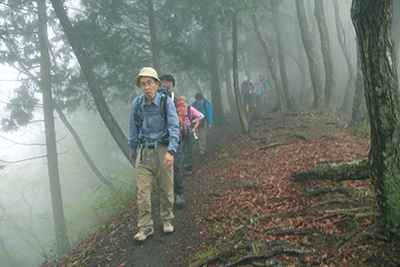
193;131;199;140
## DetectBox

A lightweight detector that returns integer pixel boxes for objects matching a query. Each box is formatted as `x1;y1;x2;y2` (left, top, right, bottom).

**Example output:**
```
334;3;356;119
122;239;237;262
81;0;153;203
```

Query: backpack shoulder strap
160;94;168;123
203;100;209;123
186;105;192;122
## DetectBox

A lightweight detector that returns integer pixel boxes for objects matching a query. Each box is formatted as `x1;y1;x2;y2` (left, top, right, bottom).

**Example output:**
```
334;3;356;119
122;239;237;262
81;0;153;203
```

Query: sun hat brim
134;67;161;88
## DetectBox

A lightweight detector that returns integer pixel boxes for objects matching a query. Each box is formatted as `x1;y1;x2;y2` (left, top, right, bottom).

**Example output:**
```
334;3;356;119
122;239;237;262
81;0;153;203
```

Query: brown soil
45;108;400;267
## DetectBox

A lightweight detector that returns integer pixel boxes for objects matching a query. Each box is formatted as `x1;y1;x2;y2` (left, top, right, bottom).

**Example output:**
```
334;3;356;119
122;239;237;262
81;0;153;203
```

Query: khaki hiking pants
135;145;174;230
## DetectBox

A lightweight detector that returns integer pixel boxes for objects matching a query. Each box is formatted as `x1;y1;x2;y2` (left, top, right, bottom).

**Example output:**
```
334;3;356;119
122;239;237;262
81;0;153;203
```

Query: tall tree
37;0;70;255
314;0;336;113
49;0;133;167
250;11;287;112
233;11;249;133
208;16;226;126
221;34;236;112
273;12;293;109
333;0;356;112
147;0;161;74
295;0;325;113
352;0;400;237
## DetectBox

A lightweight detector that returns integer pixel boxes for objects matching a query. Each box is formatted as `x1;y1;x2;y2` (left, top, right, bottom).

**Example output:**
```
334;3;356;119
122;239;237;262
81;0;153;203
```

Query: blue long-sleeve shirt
192;100;212;126
128;92;180;155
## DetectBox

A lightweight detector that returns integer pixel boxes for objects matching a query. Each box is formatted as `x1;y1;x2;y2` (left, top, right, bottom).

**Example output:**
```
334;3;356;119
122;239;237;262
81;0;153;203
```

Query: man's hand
130;154;137;163
208;125;212;129
163;152;174;169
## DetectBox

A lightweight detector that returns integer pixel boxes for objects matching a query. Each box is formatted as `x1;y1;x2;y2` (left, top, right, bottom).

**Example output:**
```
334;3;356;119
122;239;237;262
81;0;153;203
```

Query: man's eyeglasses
140;79;155;88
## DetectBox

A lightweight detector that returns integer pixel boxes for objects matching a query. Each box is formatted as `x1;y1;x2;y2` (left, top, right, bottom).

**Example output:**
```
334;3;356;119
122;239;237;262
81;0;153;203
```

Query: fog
0;0;361;266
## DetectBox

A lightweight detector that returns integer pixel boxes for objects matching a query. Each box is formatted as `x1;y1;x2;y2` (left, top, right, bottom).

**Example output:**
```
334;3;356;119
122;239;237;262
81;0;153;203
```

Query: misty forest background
0;0;399;266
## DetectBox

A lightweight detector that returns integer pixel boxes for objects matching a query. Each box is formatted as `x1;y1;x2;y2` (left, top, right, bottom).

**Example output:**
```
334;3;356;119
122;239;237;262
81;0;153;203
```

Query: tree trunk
233;11;249;133
352;0;400;237
222;36;236;112
250;12;287;112
314;0;336;113
351;43;367;125
295;0;325;113
38;0;70;255
333;0;356;113
292;159;370;182
146;0;161;74
50;0;133;168
273;13;293;109
292;21;312;106
208;16;226;126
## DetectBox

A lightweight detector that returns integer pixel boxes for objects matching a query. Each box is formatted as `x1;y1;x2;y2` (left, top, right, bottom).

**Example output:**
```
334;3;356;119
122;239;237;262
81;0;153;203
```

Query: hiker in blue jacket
128;67;180;242
192;93;212;155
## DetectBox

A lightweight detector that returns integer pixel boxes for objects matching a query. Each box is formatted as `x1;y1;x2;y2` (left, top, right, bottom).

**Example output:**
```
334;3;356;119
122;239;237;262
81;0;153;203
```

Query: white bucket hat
134;67;161;88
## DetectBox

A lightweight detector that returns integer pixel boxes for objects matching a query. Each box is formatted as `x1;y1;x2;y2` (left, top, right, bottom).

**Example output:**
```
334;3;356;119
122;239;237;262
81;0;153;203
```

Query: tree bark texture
146;0;161;74
351;44;367;125
352;0;400;236
208;16;226;126
233;11;249;133
273;13;292;109
50;0;133;168
295;0;325;113
314;0;336;113
250;12;287;112
38;0;70;255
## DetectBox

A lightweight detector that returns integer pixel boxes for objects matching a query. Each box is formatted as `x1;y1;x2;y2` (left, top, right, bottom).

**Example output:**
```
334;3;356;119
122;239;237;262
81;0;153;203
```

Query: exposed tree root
192;241;298;267
315;228;362;264
292;159;370;182
222;247;309;267
259;207;374;222
317;223;393;265
309;198;351;208
264;229;318;236
250;142;289;154
266;187;374;202
316;158;345;164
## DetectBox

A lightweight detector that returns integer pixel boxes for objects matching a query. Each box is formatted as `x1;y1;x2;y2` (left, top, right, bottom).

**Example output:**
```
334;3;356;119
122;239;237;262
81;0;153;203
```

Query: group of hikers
241;75;269;113
128;67;269;242
128;67;212;241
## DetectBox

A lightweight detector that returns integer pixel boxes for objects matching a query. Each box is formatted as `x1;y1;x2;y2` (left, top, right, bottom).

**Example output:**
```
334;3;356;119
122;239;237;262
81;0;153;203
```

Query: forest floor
46;105;400;267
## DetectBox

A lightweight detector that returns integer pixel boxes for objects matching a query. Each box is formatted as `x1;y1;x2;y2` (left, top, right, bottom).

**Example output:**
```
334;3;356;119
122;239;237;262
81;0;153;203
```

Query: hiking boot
163;221;174;234
134;227;154;241
176;194;185;204
200;149;205;155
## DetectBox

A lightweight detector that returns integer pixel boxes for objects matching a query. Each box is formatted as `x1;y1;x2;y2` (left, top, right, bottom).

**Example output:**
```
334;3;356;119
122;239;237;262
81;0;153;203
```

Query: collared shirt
128;92;180;155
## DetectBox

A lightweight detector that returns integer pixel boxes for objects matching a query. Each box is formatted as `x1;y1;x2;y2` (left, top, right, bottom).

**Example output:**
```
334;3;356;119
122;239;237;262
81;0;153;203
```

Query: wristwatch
168;150;176;156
